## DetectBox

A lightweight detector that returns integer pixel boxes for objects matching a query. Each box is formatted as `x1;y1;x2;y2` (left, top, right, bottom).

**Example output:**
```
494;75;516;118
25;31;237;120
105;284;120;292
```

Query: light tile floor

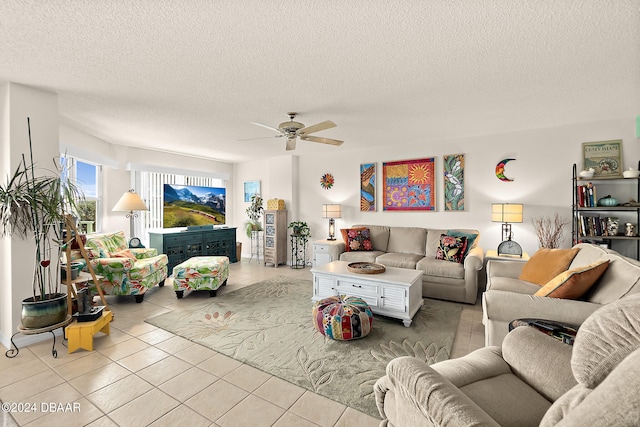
0;260;484;426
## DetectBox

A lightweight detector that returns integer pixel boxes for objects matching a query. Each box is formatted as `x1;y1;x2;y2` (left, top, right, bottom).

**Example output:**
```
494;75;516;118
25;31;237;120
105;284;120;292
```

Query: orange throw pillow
519;248;580;285
111;249;137;260
534;260;610;299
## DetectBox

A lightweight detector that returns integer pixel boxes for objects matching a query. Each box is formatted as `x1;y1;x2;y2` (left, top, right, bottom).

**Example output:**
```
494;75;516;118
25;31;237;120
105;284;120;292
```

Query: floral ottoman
172;256;229;299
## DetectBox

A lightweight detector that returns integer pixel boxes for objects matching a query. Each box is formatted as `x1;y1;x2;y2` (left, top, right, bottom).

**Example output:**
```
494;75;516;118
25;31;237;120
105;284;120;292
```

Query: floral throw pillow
344;228;373;252
435;234;468;263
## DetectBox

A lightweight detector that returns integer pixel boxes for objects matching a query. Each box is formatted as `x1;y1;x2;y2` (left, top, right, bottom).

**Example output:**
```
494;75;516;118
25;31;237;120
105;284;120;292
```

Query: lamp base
327;237;336;241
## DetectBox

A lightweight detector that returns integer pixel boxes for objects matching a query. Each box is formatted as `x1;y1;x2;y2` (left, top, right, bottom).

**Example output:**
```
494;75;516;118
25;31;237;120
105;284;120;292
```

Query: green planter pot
21;293;68;329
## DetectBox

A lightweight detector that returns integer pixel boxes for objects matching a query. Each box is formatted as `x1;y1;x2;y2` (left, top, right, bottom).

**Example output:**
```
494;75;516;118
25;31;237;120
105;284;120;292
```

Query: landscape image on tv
163;184;226;228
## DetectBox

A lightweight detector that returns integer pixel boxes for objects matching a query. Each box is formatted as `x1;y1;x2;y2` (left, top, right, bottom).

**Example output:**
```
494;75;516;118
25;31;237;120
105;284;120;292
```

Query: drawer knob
352;284;362;288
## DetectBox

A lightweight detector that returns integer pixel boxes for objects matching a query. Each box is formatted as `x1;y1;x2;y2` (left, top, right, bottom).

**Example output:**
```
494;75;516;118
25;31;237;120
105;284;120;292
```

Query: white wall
0;83;60;349
233;155;297;258
236;117;640;261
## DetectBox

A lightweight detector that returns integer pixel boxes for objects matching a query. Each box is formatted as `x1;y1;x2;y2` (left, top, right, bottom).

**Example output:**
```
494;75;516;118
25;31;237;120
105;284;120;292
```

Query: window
134;171;225;244
62;156;102;233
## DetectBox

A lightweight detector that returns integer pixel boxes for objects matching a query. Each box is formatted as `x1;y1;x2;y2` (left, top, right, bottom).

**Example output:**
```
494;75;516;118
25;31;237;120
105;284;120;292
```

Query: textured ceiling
1;1;639;162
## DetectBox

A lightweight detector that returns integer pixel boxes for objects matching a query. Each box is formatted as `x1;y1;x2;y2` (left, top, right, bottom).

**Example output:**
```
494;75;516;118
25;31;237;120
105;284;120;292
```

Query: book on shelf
576;212;610;237
576;182;597;207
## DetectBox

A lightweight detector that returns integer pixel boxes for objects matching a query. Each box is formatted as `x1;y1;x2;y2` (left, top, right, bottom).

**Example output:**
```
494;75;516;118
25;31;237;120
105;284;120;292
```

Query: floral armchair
84;231;168;303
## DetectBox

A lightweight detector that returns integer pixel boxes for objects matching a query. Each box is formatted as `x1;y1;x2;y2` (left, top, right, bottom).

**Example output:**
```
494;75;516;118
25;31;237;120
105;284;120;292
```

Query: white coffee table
311;261;423;327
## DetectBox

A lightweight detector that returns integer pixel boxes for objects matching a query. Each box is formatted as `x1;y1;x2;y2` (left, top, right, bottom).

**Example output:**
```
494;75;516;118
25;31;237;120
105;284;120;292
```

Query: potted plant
245;193;264;238
0;119;83;329
288;221;311;238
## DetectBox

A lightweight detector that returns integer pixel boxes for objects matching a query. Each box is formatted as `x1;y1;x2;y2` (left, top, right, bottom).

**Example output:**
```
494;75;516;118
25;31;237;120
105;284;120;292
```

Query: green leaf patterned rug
145;276;462;418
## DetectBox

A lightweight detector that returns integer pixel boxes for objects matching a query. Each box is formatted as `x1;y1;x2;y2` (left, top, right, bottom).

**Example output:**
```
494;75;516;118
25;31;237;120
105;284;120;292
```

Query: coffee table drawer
335;279;378;297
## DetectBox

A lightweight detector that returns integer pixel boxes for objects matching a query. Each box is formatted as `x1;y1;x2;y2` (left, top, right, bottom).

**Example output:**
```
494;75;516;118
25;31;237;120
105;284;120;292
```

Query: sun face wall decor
383;157;435;211
320;173;335;189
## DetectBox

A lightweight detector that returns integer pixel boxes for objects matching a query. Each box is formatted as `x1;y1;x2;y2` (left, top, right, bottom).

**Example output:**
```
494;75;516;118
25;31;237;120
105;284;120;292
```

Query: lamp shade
322;204;342;219
112;190;148;212
491;203;523;223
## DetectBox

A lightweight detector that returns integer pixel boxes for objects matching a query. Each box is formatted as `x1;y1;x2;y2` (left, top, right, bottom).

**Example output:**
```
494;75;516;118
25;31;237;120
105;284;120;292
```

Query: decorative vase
607;217;620;236
21;293;68;329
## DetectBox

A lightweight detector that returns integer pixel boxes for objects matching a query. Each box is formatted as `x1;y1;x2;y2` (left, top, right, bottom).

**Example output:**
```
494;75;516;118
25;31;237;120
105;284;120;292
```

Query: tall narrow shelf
572;163;640;259
264;210;287;267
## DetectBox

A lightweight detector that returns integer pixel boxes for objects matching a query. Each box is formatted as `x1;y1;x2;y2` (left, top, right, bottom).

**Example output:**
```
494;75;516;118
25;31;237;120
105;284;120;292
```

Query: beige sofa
483;243;640;346
374;293;640;427
339;225;483;304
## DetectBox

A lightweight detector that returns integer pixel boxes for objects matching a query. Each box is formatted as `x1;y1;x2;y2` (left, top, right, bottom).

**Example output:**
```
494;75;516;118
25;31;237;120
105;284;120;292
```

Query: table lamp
322;204;342;241
113;189;148;244
491;203;524;256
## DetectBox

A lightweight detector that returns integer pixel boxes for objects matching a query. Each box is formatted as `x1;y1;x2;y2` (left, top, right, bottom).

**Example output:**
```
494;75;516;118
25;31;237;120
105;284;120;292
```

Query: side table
312;239;345;267
485;250;530;262
250;230;263;263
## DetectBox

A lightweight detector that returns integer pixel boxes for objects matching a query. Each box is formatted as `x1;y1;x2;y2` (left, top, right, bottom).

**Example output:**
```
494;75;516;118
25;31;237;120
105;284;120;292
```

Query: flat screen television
163;184;226;228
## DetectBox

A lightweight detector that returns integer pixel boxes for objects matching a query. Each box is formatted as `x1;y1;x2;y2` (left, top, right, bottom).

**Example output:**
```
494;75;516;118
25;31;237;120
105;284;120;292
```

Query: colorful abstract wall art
383;158;435;211
360;163;376;212
444;154;465;211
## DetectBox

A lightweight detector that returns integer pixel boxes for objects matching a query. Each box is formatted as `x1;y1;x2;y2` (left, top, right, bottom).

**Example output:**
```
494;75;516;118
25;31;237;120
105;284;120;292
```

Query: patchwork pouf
172;256;229;298
312;295;373;340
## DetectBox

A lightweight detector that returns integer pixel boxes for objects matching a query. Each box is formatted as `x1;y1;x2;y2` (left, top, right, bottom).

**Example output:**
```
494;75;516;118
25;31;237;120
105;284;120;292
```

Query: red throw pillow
341;228;372;252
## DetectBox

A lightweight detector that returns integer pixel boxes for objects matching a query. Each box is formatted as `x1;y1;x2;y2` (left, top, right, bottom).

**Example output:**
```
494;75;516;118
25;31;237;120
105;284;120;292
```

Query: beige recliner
374;293;640;427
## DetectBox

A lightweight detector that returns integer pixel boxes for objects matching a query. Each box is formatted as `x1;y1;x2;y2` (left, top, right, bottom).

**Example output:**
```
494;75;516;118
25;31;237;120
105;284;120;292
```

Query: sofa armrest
464;246;484;271
482;290;603;346
375;357;500;427
502;326;577;401
486;259;525;280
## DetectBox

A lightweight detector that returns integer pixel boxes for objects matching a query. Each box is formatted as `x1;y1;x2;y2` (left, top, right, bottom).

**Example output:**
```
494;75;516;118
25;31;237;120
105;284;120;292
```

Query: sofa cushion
435;234;468;263
386;227;427;255
340;250;383;263
416;258;465;280
519;248;580;285
376;252;424;269
352;225;390;252
343;228;373;252
533;260;610;300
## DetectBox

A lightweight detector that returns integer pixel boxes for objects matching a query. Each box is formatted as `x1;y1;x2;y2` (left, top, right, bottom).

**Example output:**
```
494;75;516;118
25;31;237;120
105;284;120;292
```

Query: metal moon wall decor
495;158;516;182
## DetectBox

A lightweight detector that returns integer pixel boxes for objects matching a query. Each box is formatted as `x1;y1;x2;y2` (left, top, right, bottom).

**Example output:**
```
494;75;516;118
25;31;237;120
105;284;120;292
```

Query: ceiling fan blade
297;120;336;136
285;138;296;151
238;135;284;141
250;122;282;133
300;135;344;146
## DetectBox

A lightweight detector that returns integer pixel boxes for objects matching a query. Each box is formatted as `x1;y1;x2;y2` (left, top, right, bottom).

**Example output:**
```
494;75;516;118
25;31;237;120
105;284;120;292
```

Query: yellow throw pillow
519;248;581;285
534;260;610;299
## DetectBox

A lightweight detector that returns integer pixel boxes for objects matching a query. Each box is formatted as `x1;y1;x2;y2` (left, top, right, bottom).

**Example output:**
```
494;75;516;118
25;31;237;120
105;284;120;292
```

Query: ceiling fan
245;112;344;151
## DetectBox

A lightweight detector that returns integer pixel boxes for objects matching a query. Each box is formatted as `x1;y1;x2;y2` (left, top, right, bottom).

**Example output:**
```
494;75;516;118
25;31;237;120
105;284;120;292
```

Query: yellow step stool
66;310;113;353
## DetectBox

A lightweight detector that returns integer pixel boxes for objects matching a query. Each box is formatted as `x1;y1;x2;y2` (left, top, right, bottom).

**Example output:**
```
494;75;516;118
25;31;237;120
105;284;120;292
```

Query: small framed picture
582;140;623;179
244;181;260;202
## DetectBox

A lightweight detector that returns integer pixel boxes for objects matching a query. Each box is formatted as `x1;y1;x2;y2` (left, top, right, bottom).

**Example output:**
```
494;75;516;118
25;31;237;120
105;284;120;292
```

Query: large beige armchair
374;293;640;426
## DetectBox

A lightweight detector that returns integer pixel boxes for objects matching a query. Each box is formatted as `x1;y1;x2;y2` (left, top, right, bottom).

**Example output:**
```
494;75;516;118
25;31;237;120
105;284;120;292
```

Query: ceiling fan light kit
248;112;344;151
